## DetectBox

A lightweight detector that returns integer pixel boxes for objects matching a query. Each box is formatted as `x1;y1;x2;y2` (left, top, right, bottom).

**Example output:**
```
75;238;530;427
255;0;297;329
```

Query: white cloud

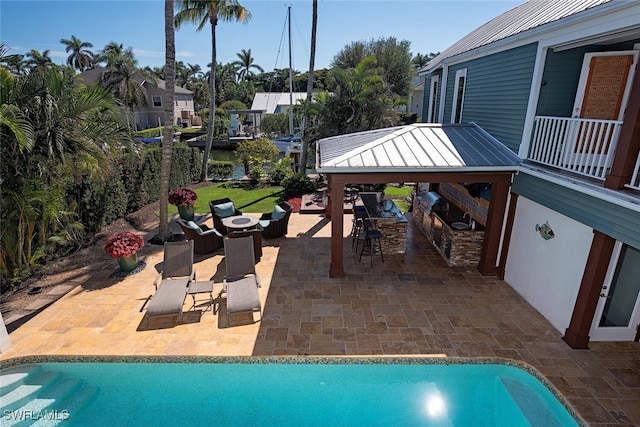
133;48;164;59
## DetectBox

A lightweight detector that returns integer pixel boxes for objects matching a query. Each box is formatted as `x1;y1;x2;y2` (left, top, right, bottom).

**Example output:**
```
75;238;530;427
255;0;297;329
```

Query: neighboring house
250;92;307;131
79;67;196;130
408;75;424;121
419;0;640;348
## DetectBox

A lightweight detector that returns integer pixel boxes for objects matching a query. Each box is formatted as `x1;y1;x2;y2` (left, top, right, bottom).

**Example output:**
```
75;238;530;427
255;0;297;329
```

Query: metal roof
250;92;308;114
316;123;522;174
421;0;613;73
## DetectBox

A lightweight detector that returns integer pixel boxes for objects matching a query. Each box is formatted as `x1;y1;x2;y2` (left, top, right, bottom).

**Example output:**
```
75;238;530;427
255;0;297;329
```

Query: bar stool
351;206;369;252
359;219;384;266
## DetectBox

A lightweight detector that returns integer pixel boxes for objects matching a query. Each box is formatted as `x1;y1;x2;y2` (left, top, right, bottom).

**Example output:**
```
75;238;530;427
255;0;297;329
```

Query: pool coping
1;354;587;426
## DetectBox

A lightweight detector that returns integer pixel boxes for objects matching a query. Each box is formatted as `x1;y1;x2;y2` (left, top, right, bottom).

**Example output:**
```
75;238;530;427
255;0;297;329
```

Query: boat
272;135;301;152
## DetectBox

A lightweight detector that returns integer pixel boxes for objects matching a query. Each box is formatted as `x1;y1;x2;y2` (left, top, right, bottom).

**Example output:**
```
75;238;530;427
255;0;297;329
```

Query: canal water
210;149;245;180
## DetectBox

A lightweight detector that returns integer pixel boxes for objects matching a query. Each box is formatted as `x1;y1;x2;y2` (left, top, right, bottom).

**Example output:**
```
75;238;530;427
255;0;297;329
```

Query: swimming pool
1;357;581;426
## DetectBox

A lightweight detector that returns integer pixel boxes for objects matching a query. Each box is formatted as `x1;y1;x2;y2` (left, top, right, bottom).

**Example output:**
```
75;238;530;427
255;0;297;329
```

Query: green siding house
419;0;640;349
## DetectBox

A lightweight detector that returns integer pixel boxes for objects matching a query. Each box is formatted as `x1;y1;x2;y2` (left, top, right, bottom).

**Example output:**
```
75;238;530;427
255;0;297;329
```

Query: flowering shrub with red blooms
104;232;144;258
168;187;198;206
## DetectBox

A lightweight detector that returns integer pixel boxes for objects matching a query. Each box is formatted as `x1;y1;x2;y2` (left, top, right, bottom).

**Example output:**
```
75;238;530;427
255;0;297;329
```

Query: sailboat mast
287;5;294;136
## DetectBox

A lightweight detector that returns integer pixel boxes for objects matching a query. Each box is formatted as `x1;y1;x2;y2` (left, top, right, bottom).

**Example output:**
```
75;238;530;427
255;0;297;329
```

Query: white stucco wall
504;197;593;333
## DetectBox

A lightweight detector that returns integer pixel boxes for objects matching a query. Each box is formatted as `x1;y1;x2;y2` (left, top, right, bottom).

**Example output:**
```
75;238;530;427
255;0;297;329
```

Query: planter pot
118;253;139;273
178;204;195;221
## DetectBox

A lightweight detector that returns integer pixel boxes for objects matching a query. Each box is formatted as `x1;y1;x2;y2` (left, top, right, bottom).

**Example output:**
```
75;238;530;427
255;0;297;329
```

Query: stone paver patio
2;213;639;426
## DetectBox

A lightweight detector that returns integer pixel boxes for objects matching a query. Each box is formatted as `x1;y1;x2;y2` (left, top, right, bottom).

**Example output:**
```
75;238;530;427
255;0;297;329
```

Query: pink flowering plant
168;187;198;206
104;232;144;258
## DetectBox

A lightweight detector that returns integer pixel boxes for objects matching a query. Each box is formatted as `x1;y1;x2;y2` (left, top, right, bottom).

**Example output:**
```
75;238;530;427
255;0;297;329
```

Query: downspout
518;41;548;159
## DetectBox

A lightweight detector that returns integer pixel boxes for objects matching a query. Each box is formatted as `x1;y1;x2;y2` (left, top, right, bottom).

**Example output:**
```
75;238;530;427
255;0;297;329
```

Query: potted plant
104;231;145;273
168;187;198;221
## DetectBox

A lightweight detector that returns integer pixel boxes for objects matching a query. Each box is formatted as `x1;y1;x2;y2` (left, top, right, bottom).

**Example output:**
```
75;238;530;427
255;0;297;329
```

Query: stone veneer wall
439;183;489;226
412;194;484;267
371;218;407;254
442;226;485;267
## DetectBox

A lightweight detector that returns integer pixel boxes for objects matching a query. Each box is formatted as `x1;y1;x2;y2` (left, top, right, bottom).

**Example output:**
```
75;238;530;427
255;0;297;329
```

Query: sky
1;0;523;72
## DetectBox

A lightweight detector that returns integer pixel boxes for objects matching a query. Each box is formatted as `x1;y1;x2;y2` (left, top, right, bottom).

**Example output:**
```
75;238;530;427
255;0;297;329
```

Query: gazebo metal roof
316;123;522;174
316;123;521;279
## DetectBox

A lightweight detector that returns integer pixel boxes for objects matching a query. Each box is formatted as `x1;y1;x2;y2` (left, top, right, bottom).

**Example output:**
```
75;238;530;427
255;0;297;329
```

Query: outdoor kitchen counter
359;193;408;254
413;194;485;267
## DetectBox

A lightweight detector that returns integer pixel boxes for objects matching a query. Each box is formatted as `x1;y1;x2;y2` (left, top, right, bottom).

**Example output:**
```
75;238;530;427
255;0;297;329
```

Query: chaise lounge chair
222;236;262;324
228;228;262;262
145;240;194;327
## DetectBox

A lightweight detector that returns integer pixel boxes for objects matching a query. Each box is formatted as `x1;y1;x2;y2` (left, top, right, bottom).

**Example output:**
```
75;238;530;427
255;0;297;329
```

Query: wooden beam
478;174;511;276
329;178;345;278
563;230;615;349
498;192;519;279
605;64;640;189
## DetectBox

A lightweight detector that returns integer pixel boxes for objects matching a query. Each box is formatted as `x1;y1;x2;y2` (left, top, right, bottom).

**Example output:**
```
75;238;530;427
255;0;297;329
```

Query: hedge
71;143;202;233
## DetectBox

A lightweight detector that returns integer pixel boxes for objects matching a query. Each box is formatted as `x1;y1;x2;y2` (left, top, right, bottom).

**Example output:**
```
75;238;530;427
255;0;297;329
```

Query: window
152;96;162;107
427;75;439;123
450;69;467;123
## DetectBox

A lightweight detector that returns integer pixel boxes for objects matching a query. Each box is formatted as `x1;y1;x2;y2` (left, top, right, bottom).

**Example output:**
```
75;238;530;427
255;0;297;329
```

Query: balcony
527;116;640;191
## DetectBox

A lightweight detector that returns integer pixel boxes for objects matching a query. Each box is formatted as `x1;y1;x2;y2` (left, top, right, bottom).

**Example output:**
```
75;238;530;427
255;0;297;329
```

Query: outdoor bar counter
359;192;408;254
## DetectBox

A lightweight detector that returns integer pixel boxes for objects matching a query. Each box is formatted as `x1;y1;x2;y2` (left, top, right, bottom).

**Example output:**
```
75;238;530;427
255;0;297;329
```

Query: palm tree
187;63;202;81
60;35;95;72
98;41;125;67
175;60;190;87
24;49;53;73
412;52;438;69
0;44;25;75
159;0;176;241
1;65;127;277
175;0;252;182
300;0;318;175
214;62;238;103
100;46;155;130
232;48;263;81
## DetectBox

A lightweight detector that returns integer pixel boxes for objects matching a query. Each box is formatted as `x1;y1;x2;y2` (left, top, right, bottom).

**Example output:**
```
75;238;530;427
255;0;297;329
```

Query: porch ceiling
316;123;522;174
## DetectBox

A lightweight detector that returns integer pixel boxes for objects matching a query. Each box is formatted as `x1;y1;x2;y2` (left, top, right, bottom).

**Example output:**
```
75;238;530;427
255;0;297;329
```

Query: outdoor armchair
259;201;293;239
209;198;242;235
177;218;223;255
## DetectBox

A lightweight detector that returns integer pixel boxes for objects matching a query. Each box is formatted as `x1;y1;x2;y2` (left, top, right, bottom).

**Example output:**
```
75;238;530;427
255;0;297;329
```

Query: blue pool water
1;359;580;426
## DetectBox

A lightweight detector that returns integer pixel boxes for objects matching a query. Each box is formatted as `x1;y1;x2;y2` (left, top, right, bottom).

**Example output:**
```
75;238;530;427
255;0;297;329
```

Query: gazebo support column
329;178;345;278
563;231;615;349
478;174;511;276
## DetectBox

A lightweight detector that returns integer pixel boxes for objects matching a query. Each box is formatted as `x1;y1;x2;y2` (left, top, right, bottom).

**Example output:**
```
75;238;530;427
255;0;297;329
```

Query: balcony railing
529;116;623;181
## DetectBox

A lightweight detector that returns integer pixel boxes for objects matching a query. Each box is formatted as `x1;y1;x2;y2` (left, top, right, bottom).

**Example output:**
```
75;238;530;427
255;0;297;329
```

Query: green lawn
384;185;413;212
167;182;413;217
168;182;284;217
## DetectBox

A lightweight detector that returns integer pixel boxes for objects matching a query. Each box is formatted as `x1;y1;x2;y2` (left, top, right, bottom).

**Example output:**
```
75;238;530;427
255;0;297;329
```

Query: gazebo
315;123;522;278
